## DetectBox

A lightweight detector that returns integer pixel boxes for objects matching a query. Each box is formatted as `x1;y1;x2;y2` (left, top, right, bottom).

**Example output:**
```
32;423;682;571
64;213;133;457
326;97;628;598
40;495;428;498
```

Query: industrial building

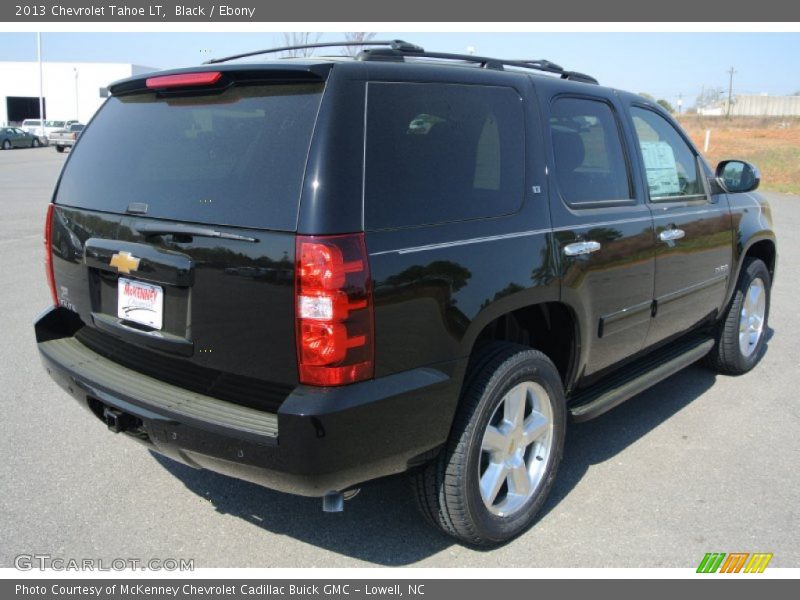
698;94;800;117
0;61;157;126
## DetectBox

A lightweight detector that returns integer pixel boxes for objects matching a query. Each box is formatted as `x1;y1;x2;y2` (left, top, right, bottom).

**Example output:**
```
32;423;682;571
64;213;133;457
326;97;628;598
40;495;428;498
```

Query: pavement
1;147;797;568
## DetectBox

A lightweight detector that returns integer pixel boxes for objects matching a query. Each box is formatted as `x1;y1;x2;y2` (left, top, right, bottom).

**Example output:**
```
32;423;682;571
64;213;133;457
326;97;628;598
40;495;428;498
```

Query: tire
55;145;65;153
705;258;771;375
32;138;40;148
1;140;10;150
411;342;566;546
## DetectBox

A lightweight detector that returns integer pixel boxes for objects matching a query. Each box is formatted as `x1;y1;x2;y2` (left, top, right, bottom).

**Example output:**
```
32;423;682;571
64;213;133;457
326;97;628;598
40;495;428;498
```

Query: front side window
631;107;704;200
550;97;632;205
365;82;525;229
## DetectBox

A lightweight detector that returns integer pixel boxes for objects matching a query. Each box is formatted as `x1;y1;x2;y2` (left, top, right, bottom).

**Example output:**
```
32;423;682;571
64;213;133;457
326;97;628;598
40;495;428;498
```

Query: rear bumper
35;307;461;497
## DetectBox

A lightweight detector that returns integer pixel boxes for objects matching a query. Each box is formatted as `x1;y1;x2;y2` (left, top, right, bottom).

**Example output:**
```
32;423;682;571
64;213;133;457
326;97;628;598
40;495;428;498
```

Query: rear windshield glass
56;83;323;230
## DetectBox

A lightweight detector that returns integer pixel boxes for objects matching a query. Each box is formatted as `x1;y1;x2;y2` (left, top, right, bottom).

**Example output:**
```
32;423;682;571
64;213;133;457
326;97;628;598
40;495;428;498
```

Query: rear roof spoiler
108;63;334;96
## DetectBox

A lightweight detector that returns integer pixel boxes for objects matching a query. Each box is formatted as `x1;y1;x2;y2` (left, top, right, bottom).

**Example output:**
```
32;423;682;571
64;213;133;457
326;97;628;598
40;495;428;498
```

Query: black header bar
3;0;800;22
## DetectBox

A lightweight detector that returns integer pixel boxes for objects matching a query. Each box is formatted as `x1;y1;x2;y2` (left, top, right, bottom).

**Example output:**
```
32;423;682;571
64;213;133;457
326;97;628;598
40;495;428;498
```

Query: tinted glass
56;84;323;230
550;97;631;205
631;107;703;199
365;83;525;229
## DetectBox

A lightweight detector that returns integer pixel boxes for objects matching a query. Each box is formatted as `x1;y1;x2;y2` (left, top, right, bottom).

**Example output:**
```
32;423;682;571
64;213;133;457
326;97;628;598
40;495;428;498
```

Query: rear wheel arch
411;342;567;545
430;301;579;468
466;301;581;392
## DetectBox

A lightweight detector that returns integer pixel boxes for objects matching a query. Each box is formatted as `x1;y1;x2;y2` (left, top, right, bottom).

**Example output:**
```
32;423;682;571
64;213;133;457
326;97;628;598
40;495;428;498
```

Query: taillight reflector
145;71;223;89
295;234;374;386
44;204;58;306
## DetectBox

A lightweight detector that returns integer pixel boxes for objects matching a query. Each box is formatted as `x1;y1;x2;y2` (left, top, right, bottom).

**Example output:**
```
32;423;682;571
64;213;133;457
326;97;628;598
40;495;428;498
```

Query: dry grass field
678;115;800;195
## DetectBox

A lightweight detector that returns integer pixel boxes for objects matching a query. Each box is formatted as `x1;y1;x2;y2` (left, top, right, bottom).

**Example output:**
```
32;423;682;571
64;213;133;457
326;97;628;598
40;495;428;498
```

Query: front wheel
411;343;566;546
705;258;771;374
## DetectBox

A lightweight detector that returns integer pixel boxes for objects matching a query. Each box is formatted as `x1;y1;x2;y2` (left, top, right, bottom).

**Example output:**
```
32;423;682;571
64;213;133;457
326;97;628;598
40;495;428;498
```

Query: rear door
627;104;733;346
50;73;325;411
545;91;656;376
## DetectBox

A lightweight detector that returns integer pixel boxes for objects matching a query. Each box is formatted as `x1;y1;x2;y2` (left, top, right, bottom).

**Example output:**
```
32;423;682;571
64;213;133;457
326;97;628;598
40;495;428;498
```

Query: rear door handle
563;241;602;256
659;228;686;242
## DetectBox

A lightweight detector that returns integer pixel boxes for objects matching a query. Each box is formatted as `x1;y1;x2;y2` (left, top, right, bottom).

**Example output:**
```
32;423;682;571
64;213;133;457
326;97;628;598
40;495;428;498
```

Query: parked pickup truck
35;40;776;546
50;123;84;152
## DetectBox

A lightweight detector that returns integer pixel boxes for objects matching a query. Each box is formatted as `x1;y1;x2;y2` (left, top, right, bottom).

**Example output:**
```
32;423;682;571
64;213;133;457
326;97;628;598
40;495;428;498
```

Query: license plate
117;277;163;330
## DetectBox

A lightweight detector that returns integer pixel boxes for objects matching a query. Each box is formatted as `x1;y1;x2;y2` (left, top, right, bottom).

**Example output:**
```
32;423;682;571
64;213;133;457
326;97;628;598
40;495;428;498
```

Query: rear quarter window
55;83;323;231
364;82;525;230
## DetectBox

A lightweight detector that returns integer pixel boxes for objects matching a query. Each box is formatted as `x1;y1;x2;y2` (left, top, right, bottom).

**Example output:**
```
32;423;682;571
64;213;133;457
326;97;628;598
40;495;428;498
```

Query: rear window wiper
135;223;259;243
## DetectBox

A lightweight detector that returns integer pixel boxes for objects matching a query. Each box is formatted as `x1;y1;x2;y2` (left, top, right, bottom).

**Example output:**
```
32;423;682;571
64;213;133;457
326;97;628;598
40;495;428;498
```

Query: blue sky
1;32;798;107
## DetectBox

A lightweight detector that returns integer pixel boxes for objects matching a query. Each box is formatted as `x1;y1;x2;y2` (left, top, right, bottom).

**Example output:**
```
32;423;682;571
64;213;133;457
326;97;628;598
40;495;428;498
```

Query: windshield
56;83;323;230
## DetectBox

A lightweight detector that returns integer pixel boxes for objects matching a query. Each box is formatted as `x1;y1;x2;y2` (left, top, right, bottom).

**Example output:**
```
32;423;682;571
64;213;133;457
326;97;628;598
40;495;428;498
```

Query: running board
569;336;715;422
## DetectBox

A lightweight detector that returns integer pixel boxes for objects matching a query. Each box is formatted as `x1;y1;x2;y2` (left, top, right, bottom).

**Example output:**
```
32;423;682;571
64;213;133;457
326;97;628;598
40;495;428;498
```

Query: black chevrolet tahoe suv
35;41;776;546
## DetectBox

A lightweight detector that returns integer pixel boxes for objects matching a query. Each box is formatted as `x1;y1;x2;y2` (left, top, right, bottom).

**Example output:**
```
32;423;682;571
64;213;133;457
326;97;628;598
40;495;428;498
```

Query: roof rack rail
357;47;598;84
203;39;423;65
203;39;598;84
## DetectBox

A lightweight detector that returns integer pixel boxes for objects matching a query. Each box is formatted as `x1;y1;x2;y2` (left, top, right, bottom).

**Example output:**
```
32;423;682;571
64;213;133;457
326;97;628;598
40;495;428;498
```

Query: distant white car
21;119;75;140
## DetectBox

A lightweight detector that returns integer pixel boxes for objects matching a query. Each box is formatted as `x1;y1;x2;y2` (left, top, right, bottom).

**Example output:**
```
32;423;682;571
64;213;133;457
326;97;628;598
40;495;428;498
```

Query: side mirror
716;160;760;193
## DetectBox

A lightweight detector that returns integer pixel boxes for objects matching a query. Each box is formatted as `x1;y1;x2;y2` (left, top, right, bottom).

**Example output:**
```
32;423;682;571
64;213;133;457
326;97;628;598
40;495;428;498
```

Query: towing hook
102;407;134;433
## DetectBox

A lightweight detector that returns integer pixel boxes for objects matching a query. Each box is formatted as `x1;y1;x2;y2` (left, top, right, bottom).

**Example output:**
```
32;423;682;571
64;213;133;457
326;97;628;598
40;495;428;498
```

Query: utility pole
74;68;79;122
726;67;736;118
677;93;683;115
37;33;44;135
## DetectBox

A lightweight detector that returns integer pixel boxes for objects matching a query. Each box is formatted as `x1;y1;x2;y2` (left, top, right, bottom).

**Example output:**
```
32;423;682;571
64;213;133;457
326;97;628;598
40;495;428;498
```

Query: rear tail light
44;204;58;306
295;233;374;386
70;132;77;140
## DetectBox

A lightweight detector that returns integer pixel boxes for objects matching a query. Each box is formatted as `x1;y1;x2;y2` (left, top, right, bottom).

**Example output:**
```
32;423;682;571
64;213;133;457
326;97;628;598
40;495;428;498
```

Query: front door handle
659;228;686;242
563;241;602;256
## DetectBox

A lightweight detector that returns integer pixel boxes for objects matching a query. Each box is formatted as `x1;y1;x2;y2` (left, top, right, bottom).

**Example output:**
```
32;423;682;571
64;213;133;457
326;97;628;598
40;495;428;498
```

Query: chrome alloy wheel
739;277;766;358
478;381;554;517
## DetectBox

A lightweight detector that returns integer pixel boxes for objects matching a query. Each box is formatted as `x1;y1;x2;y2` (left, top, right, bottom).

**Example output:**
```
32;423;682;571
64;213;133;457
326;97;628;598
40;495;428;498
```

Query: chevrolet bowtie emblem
109;251;141;275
